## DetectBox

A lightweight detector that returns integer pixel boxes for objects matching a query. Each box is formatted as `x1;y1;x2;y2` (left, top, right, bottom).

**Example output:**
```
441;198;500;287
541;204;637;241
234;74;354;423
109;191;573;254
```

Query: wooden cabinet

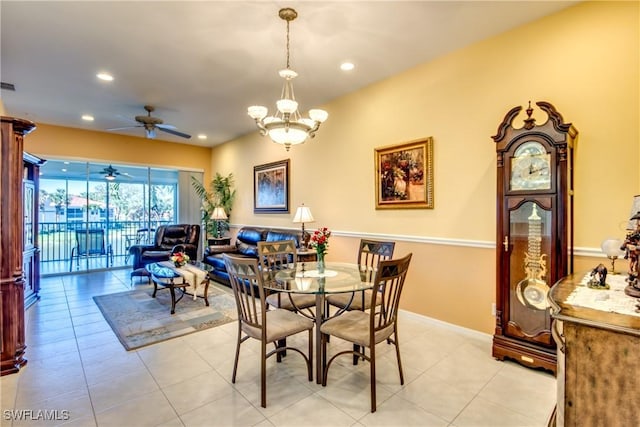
0;116;38;376
491;102;578;373
549;274;640;426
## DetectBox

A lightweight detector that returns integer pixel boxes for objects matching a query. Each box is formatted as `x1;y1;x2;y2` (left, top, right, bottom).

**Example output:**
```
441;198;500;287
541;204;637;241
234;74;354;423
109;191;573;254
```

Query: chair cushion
204;253;227;271
205;252;253;272
157;224;193;249
266;293;316;311
320;310;394;347
266;230;300;245
326;290;381;311
236;227;267;246
236;241;259;257
140;250;172;262
242;309;313;342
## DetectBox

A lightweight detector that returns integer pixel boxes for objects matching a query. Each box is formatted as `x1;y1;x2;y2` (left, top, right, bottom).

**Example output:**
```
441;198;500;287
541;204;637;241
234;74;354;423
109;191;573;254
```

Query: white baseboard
399;309;492;342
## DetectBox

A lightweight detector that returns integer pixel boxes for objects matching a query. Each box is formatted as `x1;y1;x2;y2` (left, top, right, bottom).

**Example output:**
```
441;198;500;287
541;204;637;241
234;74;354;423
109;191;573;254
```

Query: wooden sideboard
0;116;40;376
548;273;640;426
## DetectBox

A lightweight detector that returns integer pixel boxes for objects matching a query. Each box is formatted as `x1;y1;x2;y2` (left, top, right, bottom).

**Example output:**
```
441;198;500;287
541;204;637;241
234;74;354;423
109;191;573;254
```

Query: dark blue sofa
203;226;301;287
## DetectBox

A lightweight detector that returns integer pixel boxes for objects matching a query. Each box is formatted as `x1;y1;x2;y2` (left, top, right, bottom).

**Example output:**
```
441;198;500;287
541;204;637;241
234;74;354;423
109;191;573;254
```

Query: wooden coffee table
146;261;213;314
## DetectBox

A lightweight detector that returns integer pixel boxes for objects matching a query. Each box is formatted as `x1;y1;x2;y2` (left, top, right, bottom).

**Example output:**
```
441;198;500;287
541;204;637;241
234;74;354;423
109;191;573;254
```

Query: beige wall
211;2;639;333
9;2;638;334
23;124;213;182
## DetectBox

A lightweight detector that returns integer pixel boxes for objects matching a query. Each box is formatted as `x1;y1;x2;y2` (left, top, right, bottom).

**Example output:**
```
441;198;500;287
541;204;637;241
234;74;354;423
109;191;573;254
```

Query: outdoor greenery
191;173;236;239
40;181;175;223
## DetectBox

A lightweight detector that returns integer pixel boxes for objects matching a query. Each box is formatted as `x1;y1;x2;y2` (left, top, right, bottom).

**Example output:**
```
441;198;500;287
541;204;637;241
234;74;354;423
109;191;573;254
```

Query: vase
317;251;325;274
174;261;183;268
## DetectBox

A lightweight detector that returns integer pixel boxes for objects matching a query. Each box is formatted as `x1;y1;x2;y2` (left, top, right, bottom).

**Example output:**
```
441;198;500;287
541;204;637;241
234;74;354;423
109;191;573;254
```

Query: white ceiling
1;1;578;147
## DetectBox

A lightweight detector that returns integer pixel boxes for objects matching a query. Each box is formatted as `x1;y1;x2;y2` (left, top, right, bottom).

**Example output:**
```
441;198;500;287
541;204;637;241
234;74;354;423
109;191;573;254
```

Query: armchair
129;224;200;283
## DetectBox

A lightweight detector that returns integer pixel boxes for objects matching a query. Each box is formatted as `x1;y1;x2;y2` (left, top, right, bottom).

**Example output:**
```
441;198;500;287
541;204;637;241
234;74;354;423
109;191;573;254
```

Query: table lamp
293;204;315;249
211;206;228;238
601;238;623;274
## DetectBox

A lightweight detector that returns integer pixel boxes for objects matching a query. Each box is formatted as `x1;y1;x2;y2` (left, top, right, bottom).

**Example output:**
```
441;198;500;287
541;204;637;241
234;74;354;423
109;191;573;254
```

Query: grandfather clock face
509;141;551;191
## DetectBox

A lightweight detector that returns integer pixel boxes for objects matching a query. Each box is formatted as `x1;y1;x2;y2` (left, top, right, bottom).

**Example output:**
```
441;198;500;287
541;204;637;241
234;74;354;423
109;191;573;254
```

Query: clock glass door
507;200;553;344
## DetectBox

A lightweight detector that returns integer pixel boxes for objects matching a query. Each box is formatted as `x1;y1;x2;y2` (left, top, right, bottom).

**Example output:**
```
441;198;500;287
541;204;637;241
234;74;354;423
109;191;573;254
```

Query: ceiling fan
107;105;191;139
93;165;134;181
101;165;121;181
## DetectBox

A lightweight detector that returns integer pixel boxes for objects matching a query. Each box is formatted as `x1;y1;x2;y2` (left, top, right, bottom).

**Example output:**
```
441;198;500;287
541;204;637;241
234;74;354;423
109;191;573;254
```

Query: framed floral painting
375;137;434;209
254;159;290;213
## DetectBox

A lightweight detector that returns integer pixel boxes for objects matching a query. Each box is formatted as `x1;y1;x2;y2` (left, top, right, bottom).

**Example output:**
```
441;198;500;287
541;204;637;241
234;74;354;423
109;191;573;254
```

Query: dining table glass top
270;262;375;294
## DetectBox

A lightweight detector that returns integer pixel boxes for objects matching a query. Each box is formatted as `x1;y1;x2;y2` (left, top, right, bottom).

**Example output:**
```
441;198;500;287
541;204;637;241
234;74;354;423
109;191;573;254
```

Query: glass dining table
269;261;375;383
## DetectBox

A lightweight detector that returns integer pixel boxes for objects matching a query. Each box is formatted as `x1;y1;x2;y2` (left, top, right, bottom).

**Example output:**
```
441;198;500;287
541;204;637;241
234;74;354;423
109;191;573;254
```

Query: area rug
93;283;237;350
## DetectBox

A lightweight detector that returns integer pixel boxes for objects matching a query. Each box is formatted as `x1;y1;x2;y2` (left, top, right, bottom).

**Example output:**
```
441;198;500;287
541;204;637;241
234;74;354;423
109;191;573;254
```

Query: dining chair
326;239;396;312
258;240;316;314
320;253;412;413
223;253;314;408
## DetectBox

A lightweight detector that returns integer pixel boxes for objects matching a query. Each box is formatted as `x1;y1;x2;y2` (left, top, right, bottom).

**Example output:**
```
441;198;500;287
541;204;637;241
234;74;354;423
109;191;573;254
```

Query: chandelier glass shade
248;8;328;151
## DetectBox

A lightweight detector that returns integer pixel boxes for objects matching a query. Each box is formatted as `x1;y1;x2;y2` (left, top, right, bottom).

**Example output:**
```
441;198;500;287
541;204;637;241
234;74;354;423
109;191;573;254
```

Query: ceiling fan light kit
248;7;328;151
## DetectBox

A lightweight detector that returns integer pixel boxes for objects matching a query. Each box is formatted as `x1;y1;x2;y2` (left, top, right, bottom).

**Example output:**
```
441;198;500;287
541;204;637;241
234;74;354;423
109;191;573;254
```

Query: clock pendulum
516;204;550;310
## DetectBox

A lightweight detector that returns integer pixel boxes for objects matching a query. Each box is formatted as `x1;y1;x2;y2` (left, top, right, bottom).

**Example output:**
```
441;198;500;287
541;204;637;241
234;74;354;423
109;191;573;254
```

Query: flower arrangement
309;227;331;255
170;251;190;268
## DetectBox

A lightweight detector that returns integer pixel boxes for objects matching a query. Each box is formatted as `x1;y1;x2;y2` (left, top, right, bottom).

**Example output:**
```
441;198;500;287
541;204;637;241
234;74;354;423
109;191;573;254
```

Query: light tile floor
1;270;556;426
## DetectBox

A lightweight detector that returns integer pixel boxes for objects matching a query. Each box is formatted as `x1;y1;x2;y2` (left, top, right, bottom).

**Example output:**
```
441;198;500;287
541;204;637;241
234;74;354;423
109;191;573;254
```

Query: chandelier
248;8;328;151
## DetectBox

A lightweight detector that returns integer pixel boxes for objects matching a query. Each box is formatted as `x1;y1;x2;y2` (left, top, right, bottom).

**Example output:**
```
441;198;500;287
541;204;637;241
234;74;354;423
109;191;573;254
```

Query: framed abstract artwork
375;137;434;209
254;159;290;213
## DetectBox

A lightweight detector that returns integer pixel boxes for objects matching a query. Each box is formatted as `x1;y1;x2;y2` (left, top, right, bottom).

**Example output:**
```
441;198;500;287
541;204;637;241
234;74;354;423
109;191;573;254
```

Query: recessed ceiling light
96;72;114;81
197;134;207;140
82;114;94;121
340;62;355;71
61;168;67;172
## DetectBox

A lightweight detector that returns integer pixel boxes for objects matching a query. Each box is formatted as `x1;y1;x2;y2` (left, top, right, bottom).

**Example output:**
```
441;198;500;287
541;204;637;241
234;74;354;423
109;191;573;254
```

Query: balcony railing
39;220;171;275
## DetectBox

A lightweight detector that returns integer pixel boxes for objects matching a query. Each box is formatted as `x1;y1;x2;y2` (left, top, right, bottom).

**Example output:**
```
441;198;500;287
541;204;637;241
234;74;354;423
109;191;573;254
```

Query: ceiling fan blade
106;125;143;131
156;124;177;130
157;127;192;139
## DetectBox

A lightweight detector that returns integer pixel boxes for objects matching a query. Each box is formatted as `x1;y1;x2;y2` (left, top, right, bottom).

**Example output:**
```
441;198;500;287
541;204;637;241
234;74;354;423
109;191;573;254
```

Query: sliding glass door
39;160;178;275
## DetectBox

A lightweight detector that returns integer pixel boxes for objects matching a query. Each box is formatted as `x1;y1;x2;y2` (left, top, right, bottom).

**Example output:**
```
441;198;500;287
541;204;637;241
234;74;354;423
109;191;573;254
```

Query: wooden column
1;116;36;376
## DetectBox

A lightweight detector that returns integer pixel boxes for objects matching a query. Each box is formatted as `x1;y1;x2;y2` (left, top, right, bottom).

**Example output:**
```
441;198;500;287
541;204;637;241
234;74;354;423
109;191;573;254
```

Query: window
38;160;179;274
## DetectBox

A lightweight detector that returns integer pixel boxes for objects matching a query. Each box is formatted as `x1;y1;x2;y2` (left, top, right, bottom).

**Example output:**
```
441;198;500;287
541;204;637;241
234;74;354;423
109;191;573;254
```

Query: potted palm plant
191;173;236;244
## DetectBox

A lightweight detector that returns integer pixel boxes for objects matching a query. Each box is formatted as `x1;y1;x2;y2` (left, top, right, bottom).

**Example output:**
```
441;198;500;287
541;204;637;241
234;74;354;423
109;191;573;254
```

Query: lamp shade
601;238;623;257
211;206;227;220
293;206;314;223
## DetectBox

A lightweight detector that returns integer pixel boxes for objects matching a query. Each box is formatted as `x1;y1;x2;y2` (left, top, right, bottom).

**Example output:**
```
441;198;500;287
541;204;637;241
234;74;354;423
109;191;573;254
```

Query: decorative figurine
622;211;640;297
588;263;609;289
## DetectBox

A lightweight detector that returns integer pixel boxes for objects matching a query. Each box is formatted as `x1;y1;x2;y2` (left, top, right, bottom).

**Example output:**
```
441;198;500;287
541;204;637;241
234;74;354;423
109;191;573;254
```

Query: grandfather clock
492;101;577;373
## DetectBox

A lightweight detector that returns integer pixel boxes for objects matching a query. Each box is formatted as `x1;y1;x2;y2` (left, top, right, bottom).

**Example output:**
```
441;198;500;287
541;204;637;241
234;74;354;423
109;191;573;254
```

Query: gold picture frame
375;137;434;209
